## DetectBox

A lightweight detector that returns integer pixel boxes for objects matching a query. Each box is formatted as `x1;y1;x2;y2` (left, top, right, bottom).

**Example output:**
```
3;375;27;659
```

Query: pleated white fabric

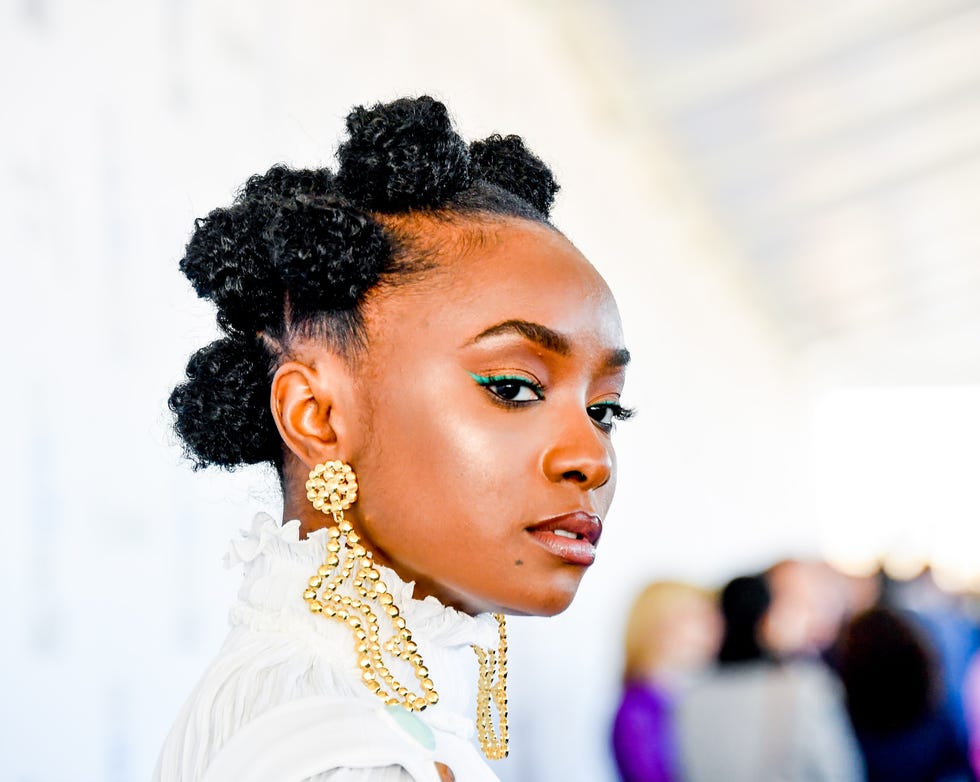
153;513;502;782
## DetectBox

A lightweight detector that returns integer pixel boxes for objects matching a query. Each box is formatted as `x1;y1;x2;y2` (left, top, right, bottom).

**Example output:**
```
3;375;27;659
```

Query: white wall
1;2;809;780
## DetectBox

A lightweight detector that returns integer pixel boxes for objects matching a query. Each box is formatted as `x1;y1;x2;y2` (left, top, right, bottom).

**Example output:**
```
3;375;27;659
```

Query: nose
541;413;613;491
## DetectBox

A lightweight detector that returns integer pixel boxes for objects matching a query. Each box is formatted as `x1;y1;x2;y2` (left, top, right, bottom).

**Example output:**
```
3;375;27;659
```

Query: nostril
563;469;588;483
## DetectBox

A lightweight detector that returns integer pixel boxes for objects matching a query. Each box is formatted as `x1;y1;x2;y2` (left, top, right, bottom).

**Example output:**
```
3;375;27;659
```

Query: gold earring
302;460;438;712
473;613;509;759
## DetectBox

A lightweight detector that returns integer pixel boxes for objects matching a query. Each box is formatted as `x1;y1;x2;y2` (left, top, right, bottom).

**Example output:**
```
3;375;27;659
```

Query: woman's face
343;218;629;616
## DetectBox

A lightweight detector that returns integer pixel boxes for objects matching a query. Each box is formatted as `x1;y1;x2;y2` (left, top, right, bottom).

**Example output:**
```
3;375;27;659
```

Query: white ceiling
606;0;980;386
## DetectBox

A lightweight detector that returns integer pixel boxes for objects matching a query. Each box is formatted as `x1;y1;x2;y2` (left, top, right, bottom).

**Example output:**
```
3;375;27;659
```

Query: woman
155;96;632;781
612;581;722;782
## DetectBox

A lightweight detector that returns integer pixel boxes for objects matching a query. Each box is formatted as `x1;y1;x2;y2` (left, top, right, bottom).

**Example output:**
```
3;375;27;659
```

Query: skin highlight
273;217;629;617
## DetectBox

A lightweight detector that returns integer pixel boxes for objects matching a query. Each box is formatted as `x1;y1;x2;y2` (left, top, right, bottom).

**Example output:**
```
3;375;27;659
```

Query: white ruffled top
154;513;502;782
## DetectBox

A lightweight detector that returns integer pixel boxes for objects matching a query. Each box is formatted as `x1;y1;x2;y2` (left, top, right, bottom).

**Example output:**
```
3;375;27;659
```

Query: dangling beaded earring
302;460;438;712
473;613;509;759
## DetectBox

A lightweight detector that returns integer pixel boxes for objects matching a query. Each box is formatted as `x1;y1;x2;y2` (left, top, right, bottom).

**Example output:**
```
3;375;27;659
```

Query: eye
469;373;544;406
587;401;635;432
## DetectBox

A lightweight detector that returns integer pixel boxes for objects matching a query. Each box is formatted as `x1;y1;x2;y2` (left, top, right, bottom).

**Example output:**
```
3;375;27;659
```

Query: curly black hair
169;96;560;470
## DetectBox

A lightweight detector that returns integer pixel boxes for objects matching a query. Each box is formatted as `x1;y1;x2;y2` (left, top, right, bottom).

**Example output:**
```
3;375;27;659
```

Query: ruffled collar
225;513;499;649
223;513;500;740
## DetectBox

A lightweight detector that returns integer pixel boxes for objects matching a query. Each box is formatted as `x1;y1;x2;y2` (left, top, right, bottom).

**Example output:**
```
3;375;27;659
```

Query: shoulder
199;697;441;782
614;683;671;726
154;626;365;781
779;659;847;703
156;692;442;782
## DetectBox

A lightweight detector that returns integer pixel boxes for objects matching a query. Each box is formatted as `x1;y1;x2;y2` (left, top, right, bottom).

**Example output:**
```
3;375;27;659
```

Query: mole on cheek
514;559;523;566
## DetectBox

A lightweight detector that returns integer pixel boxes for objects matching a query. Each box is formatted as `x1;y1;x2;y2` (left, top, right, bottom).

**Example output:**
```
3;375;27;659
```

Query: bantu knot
270;197;391;320
180;166;339;335
169;336;280;469
469;134;559;217
240;165;335;203
335;96;472;212
180;205;284;335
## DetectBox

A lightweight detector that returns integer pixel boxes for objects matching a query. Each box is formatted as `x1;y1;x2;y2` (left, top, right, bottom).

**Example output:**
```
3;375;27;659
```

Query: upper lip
526;511;603;546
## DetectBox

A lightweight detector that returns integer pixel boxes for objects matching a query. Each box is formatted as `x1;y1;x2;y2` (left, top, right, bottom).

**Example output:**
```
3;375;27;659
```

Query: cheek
355;379;538;526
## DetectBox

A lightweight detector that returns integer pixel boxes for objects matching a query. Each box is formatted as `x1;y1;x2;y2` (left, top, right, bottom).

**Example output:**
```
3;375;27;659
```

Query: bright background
2;1;979;780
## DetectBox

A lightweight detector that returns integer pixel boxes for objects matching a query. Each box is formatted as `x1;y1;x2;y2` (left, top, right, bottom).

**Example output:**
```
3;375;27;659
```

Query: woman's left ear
270;352;356;469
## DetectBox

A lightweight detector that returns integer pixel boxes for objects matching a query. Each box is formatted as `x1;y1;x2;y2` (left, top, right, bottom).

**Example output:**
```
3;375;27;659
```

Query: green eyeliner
469;372;529;385
468;371;545;401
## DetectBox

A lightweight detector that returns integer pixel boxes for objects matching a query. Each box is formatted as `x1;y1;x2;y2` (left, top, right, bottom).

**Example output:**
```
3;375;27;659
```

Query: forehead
363;219;624;356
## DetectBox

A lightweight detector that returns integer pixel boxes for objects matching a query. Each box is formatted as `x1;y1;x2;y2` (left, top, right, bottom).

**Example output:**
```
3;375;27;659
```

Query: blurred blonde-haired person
612;582;722;782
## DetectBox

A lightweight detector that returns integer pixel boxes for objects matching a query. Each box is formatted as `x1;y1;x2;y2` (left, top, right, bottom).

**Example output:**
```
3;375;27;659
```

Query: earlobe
270;358;350;468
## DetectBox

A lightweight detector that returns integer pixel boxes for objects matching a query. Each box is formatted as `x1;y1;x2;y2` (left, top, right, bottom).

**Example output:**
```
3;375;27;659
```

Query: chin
504;577;582;617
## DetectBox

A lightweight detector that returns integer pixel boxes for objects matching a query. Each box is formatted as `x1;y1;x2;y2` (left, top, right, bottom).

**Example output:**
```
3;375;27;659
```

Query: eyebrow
606;347;632;369
468;319;631;369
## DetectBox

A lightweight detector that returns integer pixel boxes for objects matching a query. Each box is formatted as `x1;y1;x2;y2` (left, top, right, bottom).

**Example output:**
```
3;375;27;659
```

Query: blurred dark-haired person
611;582;722;782
839;607;975;782
883;567;980;767
675;575;864;782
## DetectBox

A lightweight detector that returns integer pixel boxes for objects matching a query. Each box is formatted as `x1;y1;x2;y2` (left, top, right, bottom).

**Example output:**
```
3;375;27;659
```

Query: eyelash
469;373;636;432
587;402;636;433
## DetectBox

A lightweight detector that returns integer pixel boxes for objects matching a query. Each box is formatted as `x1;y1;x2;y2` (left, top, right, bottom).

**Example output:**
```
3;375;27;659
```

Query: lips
526;511;603;566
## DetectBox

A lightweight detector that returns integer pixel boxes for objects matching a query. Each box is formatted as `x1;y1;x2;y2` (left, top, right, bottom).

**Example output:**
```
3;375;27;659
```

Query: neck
282;476;487;615
282;476;333;539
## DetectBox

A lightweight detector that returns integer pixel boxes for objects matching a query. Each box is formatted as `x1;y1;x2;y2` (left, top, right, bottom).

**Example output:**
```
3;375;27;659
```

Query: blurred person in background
676;574;864;782
611;581;722;782
765;559;853;661
961;641;980;778
838;607;975;782
882;568;980;759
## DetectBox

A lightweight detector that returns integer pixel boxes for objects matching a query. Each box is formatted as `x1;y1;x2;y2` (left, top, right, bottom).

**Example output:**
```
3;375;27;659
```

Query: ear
270;353;355;469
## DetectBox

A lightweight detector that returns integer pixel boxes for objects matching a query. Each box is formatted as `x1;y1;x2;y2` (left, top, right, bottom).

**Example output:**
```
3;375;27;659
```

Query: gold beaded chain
302;461;438;713
302;461;510;760
473;613;509;759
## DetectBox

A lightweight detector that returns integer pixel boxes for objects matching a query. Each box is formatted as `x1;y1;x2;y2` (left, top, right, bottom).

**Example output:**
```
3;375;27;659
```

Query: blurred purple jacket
611;683;678;782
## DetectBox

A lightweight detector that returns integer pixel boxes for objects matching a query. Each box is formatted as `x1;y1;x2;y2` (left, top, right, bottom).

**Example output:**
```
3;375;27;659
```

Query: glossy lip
525;511;603;566
526;511;603;545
